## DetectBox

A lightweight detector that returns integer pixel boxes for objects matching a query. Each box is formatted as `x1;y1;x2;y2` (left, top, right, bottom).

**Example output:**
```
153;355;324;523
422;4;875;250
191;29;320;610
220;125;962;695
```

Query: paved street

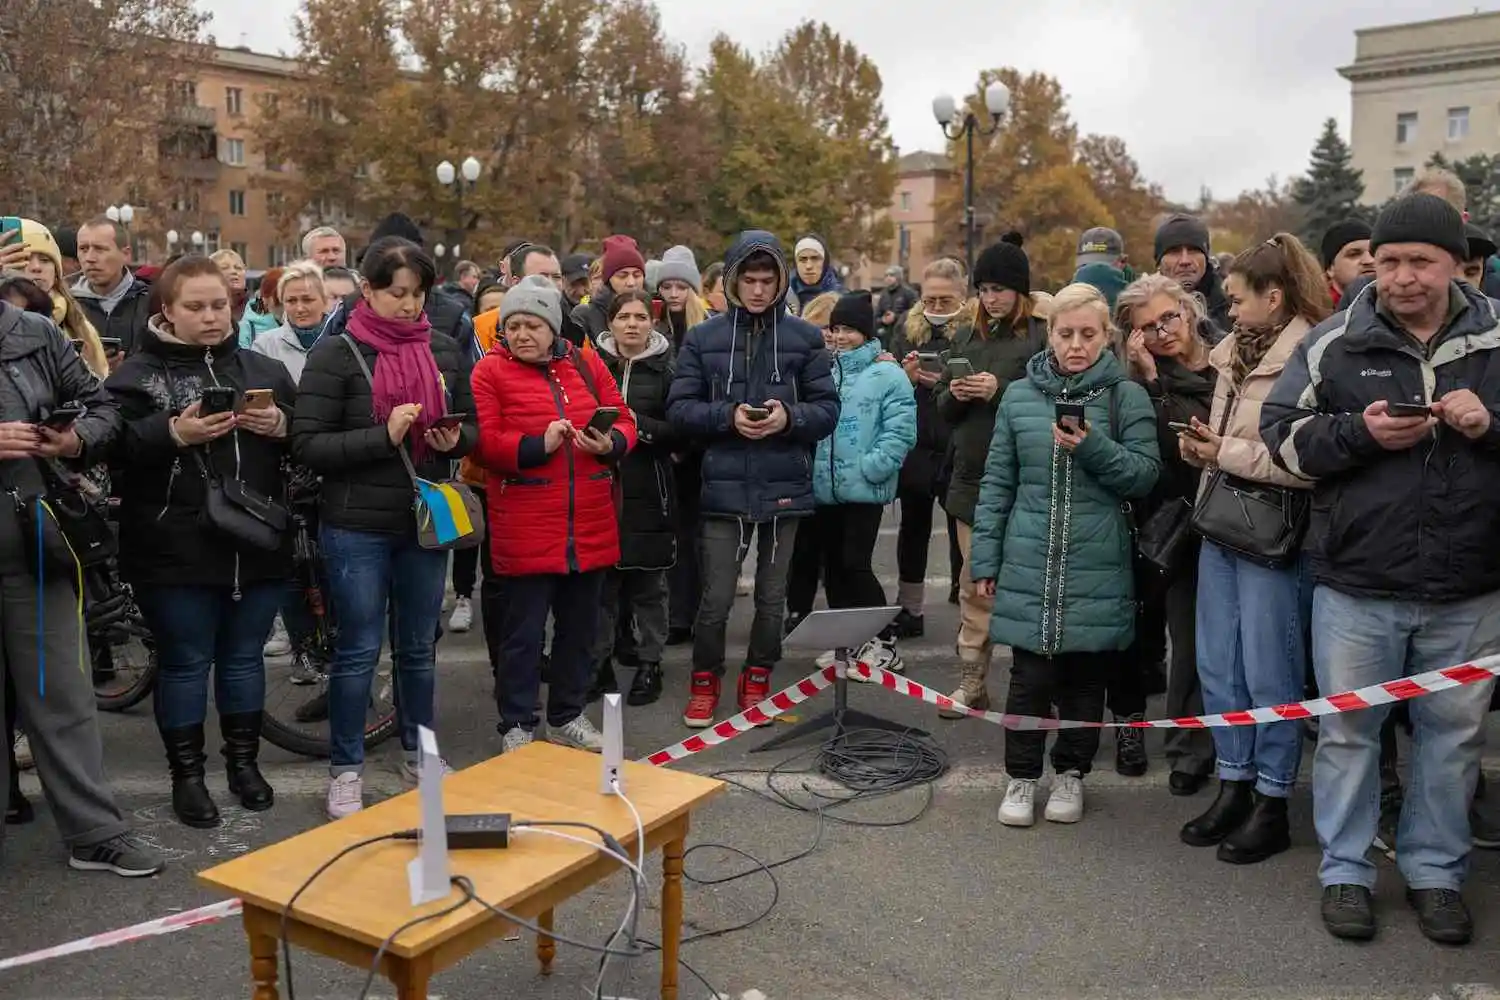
3;521;1498;1000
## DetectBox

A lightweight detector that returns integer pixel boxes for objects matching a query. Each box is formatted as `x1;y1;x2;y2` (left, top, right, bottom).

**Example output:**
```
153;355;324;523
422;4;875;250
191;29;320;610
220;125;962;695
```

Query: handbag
192;451;288;552
1136;496;1194;574
1189;389;1309;567
341;335;484;551
6;477;117;583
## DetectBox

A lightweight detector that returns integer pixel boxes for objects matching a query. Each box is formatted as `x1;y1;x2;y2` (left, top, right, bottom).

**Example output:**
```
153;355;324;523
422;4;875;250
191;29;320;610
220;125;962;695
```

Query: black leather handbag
193;451;288;552
1136;496;1194;574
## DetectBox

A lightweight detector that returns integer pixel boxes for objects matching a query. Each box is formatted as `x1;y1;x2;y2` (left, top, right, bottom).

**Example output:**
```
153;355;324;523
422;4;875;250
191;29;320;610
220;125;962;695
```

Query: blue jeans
320;525;447;772
1311;585;1500;890
1195;542;1311;797
136;583;283;730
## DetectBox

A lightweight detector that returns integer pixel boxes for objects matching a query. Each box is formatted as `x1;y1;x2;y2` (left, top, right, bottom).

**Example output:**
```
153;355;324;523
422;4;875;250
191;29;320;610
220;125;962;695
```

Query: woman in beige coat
1175;233;1332;866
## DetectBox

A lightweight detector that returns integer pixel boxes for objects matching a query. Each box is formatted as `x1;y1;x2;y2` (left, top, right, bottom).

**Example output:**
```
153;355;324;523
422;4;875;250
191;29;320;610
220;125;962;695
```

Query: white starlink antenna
600;693;624;795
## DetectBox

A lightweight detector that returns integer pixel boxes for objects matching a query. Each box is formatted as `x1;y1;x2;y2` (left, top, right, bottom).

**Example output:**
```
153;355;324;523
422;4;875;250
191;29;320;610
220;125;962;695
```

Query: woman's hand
172;401;235;447
902;352;922;386
386;403;423;446
1126;330;1157;381
543;419;572;454
237;405;286;439
573;426;614;457
975;579;996;598
0;233;29;272
1178;418;1222;466
1053;420;1088;452
424;424;461;453
968;371;1000;402
34;426;83;459
0;421;41;460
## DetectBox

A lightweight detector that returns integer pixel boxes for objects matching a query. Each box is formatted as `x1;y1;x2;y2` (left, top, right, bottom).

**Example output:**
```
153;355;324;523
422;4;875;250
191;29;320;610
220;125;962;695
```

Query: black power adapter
442;813;511;850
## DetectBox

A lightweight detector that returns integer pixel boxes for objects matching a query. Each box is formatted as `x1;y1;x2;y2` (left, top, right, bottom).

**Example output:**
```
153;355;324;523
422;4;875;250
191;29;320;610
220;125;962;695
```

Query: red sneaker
737;666;773;726
683;671;720;728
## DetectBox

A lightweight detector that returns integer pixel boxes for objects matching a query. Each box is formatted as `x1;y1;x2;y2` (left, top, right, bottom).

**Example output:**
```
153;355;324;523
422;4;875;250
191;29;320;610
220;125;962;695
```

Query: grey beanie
656;245;702;292
499;274;562;335
644;259;663;293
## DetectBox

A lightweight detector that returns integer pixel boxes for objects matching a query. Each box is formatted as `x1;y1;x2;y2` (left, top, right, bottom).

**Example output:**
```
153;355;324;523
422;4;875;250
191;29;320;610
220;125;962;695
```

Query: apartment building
844;151;954;288
1340;11;1500;201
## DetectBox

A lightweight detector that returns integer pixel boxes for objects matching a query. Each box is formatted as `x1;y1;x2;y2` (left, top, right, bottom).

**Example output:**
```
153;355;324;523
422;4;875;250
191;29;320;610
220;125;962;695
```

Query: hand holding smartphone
1386;401;1433;419
586;406;620;435
40;402;86;430
198;386;239;416
743;405;771;423
1055;401;1086;432
1168;420;1209;441
430;411;467;432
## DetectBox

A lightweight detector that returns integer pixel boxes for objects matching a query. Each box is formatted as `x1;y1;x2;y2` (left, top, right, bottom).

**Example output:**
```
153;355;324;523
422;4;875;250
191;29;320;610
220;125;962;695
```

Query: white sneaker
399;755;454;785
1044;770;1085;824
815;649;839;668
13;731;34;771
548;715;604;753
263;615;292;657
448;597;473;633
501;726;534;754
326;772;363;820
998;778;1038;827
848;637;904;683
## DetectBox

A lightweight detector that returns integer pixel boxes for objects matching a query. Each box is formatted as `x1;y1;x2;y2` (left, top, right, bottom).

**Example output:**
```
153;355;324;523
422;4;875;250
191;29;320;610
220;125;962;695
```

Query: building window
1396;112;1417;145
228;190;246;216
354;162;370;179
170;80;197;106
899;191;911;212
226;87;243;116
268;244;297;267
1448;106;1470;141
267;191;283;214
1394;167;1415;195
223;138;245;166
230;241;248;262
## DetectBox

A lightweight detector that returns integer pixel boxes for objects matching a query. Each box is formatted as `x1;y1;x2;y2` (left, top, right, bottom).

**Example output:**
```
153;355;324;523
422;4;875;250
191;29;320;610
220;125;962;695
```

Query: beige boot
940;660;990;718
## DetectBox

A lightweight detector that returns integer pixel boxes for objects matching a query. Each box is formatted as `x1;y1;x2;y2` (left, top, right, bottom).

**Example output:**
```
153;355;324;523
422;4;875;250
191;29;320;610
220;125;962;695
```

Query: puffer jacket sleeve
858;367;917;486
290;337;397;472
667;325;735;437
1071;381;1160;499
967;391;1020;582
1260;328;1379;481
783;343;839;445
470;357;524;475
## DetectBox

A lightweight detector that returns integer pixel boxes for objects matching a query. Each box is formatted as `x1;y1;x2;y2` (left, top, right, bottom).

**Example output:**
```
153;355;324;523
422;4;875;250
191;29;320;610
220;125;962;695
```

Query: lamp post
190;230;205;251
435;155;481;275
933;80;1010;279
106;203;135;253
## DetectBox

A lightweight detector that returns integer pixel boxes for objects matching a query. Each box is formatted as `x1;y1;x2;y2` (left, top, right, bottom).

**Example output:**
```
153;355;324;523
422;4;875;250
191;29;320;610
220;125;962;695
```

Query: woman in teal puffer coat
807;293;916;671
970;283;1160;830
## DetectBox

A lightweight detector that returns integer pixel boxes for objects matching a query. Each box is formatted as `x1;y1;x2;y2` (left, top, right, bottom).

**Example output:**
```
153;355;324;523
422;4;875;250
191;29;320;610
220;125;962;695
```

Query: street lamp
434;243;446;260
191;231;205;249
934;79;1010;279
435;155;482;275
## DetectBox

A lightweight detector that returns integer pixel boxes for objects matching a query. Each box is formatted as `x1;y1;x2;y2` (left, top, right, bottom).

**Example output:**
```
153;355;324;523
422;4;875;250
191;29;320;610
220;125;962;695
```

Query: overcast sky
204;0;1498;204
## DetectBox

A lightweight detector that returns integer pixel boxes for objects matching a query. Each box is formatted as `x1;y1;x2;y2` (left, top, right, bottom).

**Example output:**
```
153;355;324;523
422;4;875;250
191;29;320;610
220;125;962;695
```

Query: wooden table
198;742;723;1000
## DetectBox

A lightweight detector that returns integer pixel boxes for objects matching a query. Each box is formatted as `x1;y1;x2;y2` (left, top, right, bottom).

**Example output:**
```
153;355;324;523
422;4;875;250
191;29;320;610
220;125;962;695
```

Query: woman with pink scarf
292;236;476;820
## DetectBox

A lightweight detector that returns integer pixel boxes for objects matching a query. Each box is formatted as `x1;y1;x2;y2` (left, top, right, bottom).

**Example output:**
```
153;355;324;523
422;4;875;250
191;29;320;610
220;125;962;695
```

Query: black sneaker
784;612;806;637
1406;888;1472;945
1320;884;1376;941
891;609;925;639
69;834;165;878
1113;716;1147;777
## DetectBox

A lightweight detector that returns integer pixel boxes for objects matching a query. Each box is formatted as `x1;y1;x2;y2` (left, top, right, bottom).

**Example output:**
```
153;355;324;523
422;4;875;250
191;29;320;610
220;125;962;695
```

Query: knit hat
367;212;424;247
972;240;1031;295
499;274;562;336
656;245;702;292
52;225;78;261
599;234;645;284
1073;261;1128;311
828;292;875;341
1371;193;1467;261
1319;218;1373;269
793;235;828;260
1466;222;1497;262
1154;213;1211;263
18;220;62;274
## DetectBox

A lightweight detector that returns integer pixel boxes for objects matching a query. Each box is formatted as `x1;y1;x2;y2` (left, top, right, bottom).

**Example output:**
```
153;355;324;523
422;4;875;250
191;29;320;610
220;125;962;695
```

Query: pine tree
1293;119;1366;247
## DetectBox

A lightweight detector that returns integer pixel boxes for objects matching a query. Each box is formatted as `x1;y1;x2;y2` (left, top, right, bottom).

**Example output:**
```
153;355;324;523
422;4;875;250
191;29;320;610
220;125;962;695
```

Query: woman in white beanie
787;233;843;316
655;245;708;349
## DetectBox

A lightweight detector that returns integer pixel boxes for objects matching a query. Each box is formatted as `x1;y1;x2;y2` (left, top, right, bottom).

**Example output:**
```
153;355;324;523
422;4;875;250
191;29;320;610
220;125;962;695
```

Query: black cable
355;877;478;1000
281;830;417;1000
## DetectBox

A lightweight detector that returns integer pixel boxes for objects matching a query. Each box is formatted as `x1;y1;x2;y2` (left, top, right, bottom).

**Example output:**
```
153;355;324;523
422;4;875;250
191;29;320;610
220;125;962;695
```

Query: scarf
345;299;446;463
1229;319;1287;386
290;321;322;351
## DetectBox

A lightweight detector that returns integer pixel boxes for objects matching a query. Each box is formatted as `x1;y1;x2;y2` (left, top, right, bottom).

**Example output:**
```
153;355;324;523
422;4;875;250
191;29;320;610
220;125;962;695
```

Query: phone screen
199;387;237;416
432;412;466;431
588;408;620;434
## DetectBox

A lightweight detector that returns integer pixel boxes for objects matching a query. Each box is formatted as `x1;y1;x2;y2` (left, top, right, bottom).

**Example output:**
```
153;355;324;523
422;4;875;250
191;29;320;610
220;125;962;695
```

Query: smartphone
1055;401;1087;431
1387;401;1432;418
0;217;21;241
430;412;466;431
917;352;944;373
40;402;86;430
98;337;123;355
946;357;975;379
743;405;771;423
1167;420;1209;440
586;407;620;435
238;388;275;412
199;386;238;416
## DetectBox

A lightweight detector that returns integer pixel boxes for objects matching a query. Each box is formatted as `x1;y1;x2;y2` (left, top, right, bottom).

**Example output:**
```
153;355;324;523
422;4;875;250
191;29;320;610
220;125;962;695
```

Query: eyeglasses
921;295;962;311
1137;311;1183;337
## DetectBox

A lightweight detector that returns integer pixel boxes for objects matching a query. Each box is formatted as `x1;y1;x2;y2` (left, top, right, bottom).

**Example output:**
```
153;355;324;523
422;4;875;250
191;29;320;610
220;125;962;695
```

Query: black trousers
450;486;489;597
1005;649;1112;779
895;489;962;587
668;460;701;632
785;513;823;617
787;504;887;616
492;571;603;731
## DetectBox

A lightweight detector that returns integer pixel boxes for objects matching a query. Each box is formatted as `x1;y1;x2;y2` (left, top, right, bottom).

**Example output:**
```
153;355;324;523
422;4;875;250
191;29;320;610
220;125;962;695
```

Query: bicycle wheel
93;631;158;712
260;655;399;758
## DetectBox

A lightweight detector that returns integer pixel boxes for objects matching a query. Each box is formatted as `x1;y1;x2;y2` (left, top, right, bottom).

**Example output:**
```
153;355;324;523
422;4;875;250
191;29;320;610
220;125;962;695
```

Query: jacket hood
723;230;789;313
144;315;241;362
597;329;672;363
71;270;148;303
834;339;881;379
1026;345;1126;399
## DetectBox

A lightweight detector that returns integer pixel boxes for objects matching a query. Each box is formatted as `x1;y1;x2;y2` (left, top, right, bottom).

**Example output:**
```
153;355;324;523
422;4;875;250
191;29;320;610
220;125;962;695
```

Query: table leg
536;908;556;975
249;924;279;1000
660;834;684;1000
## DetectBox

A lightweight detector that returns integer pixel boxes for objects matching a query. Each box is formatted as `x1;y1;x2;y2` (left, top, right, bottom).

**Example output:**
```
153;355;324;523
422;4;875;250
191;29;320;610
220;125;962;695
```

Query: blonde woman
210;248;248;325
9;220;110;376
251;260;328;385
655;246;709;349
969;283;1160;827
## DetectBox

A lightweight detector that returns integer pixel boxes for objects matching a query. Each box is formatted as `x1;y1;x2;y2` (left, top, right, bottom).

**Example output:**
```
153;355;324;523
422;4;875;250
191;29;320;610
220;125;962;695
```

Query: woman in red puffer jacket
471;275;637;755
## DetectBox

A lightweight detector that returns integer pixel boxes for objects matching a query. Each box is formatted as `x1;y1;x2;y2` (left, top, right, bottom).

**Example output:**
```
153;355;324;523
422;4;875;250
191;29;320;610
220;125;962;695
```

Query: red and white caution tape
0;897;242;973
848;653;1500;730
643;665;837;766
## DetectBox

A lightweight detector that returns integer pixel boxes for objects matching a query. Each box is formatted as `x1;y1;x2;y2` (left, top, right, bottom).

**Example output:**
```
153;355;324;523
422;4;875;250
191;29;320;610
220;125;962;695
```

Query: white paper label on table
407;725;451;906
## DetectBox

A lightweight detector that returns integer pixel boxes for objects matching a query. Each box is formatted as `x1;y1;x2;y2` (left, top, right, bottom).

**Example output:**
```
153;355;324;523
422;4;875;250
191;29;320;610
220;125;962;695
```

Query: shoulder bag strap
341;334;422;488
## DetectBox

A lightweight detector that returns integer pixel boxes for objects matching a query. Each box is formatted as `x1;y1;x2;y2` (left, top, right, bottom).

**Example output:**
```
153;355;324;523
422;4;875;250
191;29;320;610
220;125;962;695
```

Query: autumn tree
0;0;209;231
1077;135;1165;273
1203;177;1305;254
1292;119;1366;246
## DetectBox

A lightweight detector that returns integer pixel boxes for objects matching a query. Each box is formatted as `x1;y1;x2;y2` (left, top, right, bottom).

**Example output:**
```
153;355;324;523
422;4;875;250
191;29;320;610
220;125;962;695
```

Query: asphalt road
3;518;1498;1000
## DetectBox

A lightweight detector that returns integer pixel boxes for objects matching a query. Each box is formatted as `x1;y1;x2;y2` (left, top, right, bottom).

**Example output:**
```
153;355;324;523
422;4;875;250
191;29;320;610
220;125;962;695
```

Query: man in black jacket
1262;193;1500;948
70;216;150;361
875;265;916;340
1153;213;1231;342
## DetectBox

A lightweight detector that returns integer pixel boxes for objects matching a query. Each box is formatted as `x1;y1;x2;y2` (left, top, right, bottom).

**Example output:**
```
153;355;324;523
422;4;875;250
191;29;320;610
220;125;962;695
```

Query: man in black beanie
1153;213;1231;339
1319;218;1373;307
1262;190;1500;947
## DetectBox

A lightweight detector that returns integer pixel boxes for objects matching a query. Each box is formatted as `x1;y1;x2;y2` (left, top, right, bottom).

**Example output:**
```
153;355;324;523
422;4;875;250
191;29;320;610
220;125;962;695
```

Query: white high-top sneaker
1044;770;1085;824
998;778;1038;827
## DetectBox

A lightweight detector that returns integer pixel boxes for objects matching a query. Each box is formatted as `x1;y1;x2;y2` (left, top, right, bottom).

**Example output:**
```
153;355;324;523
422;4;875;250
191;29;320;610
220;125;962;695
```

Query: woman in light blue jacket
809;292;917;673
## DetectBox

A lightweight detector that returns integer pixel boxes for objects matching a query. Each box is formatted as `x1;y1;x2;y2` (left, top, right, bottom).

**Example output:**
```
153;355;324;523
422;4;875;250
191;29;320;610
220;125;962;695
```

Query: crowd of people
0;165;1496;948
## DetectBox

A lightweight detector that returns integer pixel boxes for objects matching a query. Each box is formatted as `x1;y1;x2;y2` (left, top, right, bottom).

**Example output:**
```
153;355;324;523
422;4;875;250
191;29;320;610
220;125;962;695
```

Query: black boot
891;609;925;639
627;663;664;707
221;711;274;812
1179;779;1254;847
160;725;220;829
1216;791;1290;864
588;660;618;703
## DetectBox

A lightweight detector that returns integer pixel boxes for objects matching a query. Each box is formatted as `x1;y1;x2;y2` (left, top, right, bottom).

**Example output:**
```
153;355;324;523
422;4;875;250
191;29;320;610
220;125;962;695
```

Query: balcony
165;157;221;182
166;103;218;128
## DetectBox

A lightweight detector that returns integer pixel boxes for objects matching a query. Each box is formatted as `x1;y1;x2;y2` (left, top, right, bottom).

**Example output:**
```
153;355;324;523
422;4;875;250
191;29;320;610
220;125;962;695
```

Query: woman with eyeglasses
1114;275;1216;788
933;238;1046;717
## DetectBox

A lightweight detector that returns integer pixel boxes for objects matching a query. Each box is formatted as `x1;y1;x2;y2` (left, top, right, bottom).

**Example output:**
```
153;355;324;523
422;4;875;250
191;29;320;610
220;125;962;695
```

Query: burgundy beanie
599;234;645;283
